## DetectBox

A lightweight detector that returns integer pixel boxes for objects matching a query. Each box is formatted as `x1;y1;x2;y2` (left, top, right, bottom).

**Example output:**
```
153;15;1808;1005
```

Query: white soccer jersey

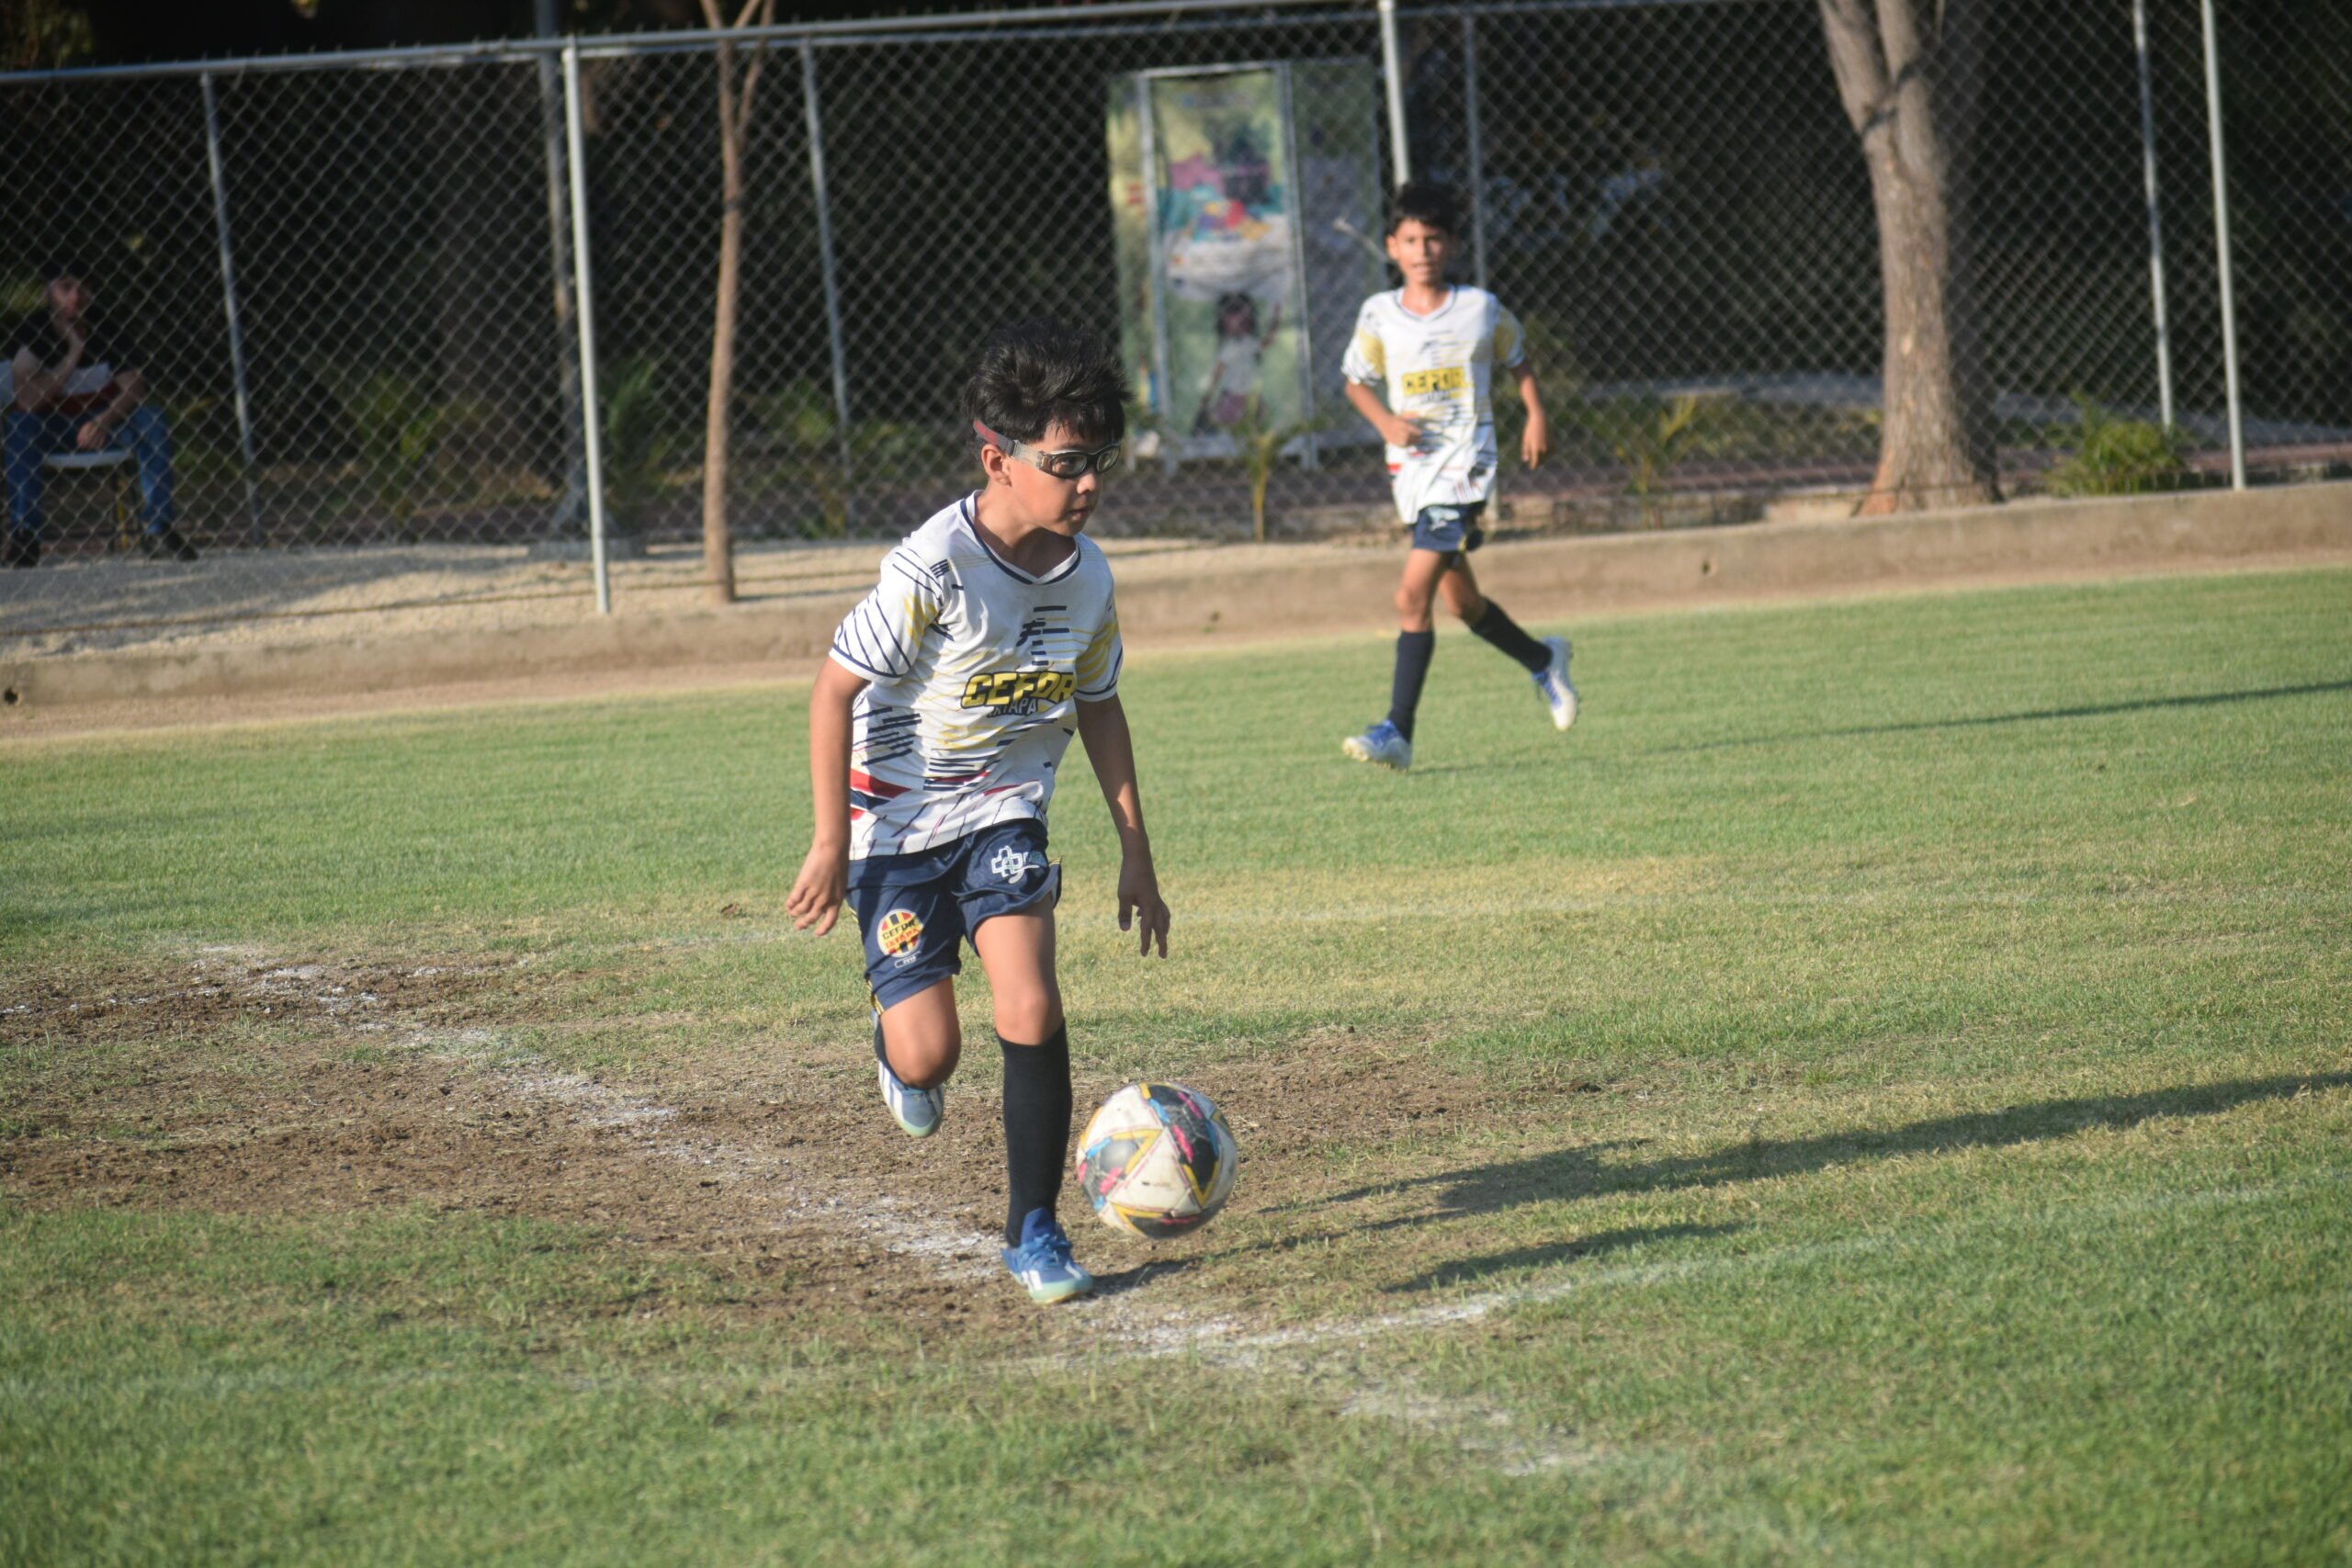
1340;287;1526;523
829;496;1123;858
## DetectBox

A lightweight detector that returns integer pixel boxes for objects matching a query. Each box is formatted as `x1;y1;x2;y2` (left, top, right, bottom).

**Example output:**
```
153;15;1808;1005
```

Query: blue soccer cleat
1341;718;1413;771
1001;1208;1094;1304
1533;636;1578;730
874;1018;942;1138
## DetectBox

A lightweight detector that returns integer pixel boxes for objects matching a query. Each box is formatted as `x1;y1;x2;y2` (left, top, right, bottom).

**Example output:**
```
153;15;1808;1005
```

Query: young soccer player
786;320;1170;1307
1339;181;1576;772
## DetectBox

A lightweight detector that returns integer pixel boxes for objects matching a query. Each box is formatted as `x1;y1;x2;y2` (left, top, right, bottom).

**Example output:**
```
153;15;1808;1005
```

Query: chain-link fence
1;0;2343;652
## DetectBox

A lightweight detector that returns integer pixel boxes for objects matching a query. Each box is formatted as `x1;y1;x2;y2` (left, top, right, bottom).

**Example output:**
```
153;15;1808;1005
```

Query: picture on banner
1109;62;1384;464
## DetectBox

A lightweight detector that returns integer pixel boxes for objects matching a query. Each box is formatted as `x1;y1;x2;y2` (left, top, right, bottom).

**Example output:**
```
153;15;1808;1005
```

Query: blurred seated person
6;259;192;567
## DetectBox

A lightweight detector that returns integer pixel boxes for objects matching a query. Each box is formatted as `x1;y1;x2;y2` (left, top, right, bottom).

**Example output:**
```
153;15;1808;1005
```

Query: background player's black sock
1386;628;1436;741
1470;600;1551;673
1000;1025;1072;1245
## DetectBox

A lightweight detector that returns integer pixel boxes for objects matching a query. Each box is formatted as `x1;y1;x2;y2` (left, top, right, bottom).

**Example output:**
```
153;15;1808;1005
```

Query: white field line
1070;1173;2341;1499
80;957;2346;1501
463;1048;1006;1284
422;1011;2346;1373
440;1013;2339;1491
11;999;2338;1527
1094;1173;2342;1367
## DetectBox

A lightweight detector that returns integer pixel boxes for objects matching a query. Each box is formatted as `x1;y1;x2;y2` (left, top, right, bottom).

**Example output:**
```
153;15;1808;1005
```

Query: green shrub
601;355;677;534
2045;400;2193;498
1574;393;1724;527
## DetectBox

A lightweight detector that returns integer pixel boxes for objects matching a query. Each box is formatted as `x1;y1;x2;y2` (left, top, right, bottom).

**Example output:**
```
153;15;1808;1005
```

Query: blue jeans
6;406;177;537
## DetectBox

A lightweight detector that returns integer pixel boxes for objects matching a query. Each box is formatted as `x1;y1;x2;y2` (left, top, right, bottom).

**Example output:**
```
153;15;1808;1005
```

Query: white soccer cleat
1341;718;1413;771
1533;637;1577;730
875;1022;942;1138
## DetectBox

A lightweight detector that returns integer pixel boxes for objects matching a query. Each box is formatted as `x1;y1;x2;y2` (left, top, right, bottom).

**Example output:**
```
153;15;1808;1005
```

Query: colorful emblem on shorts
876;908;924;961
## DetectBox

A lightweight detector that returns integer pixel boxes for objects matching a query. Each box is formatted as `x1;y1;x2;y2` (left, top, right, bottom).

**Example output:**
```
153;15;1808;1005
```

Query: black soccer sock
1001;1025;1073;1245
1385;628;1437;741
1469;599;1552;673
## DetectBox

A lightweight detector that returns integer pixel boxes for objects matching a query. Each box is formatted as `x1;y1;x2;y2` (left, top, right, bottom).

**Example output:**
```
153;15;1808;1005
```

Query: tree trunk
1820;0;1997;513
699;0;774;605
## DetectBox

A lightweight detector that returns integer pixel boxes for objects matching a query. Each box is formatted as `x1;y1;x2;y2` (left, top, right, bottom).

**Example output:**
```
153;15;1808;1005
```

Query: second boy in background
1340;181;1576;772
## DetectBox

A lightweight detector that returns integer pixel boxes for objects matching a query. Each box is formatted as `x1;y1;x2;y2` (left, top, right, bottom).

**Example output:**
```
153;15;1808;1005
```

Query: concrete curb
3;481;2346;714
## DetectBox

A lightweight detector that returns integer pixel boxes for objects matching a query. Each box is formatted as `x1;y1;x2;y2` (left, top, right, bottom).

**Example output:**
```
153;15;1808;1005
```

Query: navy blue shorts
847;818;1061;1011
1409;502;1486;558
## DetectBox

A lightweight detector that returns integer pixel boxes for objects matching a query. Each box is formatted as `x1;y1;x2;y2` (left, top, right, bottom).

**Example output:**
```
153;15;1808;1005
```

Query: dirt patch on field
0;953;1581;1345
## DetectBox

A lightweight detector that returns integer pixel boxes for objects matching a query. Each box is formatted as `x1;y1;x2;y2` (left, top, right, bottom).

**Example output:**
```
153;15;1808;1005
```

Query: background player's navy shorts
1409;502;1486;558
847;818;1061;1011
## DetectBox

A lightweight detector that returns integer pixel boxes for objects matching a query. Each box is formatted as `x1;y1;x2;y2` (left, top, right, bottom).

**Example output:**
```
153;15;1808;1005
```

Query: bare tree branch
1818;0;1888;132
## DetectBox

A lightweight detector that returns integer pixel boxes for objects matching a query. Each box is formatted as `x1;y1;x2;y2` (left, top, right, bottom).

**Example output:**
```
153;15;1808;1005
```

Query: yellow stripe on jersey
1077;604;1122;692
1351;329;1386;378
901;592;939;649
1400;366;1468;396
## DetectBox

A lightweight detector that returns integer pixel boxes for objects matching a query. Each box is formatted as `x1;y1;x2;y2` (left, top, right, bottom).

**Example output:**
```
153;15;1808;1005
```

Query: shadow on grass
1387;1220;1746;1293
1089;1255;1196;1300
1649;678;2352;755
1302;1072;2352;1230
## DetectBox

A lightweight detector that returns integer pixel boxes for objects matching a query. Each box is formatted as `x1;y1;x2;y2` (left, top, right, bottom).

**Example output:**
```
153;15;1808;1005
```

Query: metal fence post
1462;12;1488;290
537;0;587;534
1377;0;1409;186
1276;62;1319;470
801;39;856;525
199;72;264;548
2132;0;2173;430
2199;0;2245;490
561;40;613;613
1136;74;1177;475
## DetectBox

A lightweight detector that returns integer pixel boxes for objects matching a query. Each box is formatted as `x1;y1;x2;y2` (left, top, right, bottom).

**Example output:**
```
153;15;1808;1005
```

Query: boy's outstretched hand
786;840;848;936
1521;401;1549;468
1118;854;1170;958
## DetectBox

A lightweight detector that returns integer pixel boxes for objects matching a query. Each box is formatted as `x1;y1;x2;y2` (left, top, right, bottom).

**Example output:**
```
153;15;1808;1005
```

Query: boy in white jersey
1339;182;1577;772
786;321;1170;1306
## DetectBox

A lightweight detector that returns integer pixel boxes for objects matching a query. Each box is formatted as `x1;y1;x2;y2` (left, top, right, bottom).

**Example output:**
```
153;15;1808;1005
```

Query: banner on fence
1110;62;1384;463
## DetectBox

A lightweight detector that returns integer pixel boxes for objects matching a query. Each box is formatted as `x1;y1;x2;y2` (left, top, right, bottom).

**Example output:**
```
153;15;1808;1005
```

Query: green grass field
5;565;2349;1565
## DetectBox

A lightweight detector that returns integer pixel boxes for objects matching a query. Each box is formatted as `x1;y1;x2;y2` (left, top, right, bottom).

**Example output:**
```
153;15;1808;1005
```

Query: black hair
1385;181;1463;238
964;319;1128;449
41;256;93;284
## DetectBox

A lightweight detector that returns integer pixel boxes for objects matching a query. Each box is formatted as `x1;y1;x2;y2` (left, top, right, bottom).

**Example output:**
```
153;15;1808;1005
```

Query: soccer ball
1074;1082;1239;1239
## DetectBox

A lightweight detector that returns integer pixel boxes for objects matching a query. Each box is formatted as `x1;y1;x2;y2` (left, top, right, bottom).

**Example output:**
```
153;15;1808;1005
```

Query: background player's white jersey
829;496;1123;858
1340;286;1526;523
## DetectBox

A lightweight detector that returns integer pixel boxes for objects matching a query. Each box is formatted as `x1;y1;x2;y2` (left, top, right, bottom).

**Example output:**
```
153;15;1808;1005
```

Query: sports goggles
972;421;1121;479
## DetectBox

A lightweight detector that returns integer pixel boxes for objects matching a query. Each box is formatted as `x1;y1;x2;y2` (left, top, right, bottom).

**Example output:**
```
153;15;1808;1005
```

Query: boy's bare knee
994;986;1064;1045
1448;590;1487;623
891;1032;960;1089
881;992;962;1088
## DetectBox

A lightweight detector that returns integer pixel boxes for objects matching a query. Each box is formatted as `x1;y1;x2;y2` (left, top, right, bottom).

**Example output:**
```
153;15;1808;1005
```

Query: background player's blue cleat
1533;637;1578;730
1001;1208;1094;1304
874;1019;942;1138
1341;718;1413;771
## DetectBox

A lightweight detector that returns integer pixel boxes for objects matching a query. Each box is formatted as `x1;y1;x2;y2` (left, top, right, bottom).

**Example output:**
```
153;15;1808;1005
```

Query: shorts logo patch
876;908;924;961
989;844;1031;885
